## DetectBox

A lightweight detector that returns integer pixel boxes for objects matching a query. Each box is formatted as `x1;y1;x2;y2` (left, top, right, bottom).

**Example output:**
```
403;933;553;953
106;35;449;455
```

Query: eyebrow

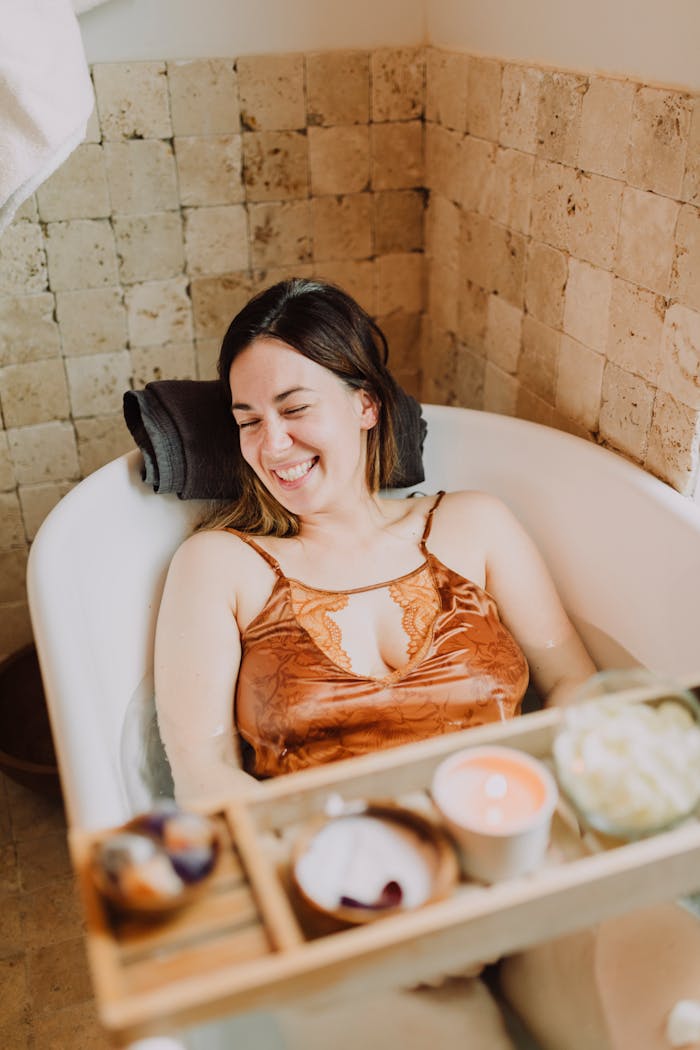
231;386;314;411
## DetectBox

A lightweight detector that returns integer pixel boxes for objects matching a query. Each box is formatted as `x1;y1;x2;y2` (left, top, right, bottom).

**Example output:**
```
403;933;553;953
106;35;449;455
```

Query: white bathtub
27;405;700;1050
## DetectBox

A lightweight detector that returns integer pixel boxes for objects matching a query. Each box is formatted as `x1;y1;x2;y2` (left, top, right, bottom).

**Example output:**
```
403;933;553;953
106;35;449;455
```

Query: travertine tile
370;121;423;191
0;602;32;662
0;294;60;366
569;170;624;269
483;360;518;414
425;48;468;132
456;279;489;355
0;953;27;1028
312;194;371;262
309;125;370;196
371;47;424;122
190;273;255;341
518;316;559;402
489;224;527;306
0;222;47;296
0;359;69;428
65;351;132;418
0;549;28;603
536;71;587;166
130;342;197;387
424;123;465;203
45;219;118;291
183;205;249;276
167;58;239;136
74;415;134;476
578;76;635;180
607;277;665;384
30;998;111;1050
103;140;179;215
0;435;13;490
175;135;244;206
485;294;523;373
499;65;543;153
425;193;461;269
421;321;458;405
467;58;502;142
626;86;692;198
616;186;680;295
682;97;700;204
563;258;612;353
12;195;37;222
306;51;370;126
312;259;375;315
555;334;604;432
376;253;424;314
373;190;425;254
6;422;79;485
195;338;221;380
93;61;171;140
250;200;312;269
27;936;92;1014
17;482;73;541
0;892;22;949
454;343;485;409
459;210;492;291
237;53;305;131
428;259;459;334
36;144;110;221
524;240;567;328
530;158;577;253
515;385;555;427
670;203;700;312
376;310;422;372
242;130;309;201
0;492;23;549
84;103;100;144
125;277;193;347
599;361;655;459
658;303;700;409
19;878;83;951
485;147;534;235
55;287;126;356
645;391;700;495
459;135;496;213
113;212;184;285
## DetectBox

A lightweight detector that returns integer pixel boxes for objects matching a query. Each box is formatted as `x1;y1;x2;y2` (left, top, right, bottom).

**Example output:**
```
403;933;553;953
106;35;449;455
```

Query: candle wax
439;754;548;833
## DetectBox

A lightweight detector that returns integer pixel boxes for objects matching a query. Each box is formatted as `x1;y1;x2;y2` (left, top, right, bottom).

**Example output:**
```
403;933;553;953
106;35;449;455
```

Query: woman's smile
271;456;319;485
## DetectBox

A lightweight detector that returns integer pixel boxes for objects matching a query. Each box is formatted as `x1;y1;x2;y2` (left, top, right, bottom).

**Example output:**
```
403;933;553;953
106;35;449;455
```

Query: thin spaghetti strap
420;490;446;551
225;529;284;576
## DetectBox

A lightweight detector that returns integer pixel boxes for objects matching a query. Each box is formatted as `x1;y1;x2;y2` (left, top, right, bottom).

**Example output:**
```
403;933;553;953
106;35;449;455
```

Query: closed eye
236;418;260;429
284;405;308;416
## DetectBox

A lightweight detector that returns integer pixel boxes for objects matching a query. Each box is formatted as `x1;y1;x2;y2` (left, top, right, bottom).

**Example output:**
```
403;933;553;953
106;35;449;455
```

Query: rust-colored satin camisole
231;493;529;778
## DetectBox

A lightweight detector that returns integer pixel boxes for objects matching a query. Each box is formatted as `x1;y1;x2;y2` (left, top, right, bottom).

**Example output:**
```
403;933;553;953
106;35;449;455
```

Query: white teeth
274;458;315;482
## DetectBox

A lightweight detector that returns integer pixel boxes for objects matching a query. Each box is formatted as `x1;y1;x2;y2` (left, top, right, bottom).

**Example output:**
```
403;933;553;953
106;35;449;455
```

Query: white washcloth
0;0;95;235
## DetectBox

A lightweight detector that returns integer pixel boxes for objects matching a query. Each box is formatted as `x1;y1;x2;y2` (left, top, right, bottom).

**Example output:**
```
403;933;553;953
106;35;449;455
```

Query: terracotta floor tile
0;951;28;1027
17;830;72;892
31;999;112;1050
0;841;18;894
0;892;22;951
0;1008;31;1049
20;875;85;950
27;936;93;1014
6;777;66;842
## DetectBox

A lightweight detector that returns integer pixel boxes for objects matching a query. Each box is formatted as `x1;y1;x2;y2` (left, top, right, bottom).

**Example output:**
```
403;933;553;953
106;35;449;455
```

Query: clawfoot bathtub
27;406;700;1050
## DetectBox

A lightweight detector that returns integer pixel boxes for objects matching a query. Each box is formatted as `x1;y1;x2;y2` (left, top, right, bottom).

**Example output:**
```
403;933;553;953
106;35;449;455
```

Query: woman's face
229;337;377;515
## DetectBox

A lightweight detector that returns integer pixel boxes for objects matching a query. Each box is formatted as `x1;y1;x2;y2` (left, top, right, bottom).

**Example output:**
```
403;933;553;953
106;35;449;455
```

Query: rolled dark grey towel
123;378;426;500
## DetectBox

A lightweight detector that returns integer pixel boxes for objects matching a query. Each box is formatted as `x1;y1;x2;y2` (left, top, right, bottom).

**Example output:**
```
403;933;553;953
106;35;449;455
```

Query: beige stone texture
483;361;518;415
371;47;424;122
626;87;692;198
458;135;496;213
373;190;424;254
530;157;576;252
515;385;556;427
485;294;523;373
532;161;622;268
55;287;126;357
599;361;655;459
456;279;489;355
578;77;635;181
0;359;69;428
104;140;179;215
311;195;371;262
0;434;14;490
485;147;534;235
607;277;665;385
65;351;132;418
421;322;458;405
0;294;60;366
376;253;424;314
518;316;559;402
84;104;101;144
7;421;79;484
195;338;220;380
73;415;132;479
250;200;312;268
114;212;184;285
12;195;38;222
499;65;543;153
459;210;491;290
460;212;526;307
658;302;700;409
616;186;680;295
251;263;313;291
175;135;243;206
18;482;73;541
377;310;422;373
0;600;32;660
454;343;486;410
0;222;47;296
44;219;118;292
36;144;110;222
93;62;171;140
428;259;459;334
425;193;460;269
682;97;700;205
311;260;375;315
0;492;24;549
0;549;28;603
167;59;239;136
467;58;502;142
555;334;604;432
307;126;369;196
190;273;255;341
424;123;465;202
130;342;197;385
243;130;309;201
370;122;423;191
670;203;700;312
563;258;612;353
183;205;249;276
237;53;305;131
524;241;567;328
125;277;193;347
306;51;369;126
645;391;700;495
536;71;587;166
425;48;468;132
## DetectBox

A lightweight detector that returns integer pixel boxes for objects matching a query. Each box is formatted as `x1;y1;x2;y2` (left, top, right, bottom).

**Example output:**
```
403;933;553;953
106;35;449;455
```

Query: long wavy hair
201;278;400;536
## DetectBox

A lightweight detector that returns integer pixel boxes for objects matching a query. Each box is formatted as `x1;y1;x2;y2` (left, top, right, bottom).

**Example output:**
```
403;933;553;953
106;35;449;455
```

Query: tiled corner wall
422;49;700;499
0;48;426;661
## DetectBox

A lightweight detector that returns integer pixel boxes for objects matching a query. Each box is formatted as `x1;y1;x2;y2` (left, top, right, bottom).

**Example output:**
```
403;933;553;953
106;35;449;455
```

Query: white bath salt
666;999;700;1047
294;815;436;912
553;699;700;833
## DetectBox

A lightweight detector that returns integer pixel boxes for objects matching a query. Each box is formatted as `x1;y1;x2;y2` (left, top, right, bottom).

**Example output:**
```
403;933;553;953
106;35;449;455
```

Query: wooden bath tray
70;698;700;1045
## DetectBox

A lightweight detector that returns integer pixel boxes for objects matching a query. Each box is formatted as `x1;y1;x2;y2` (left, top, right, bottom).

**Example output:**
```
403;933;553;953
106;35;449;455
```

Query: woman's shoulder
438;489;513;521
168;526;269;579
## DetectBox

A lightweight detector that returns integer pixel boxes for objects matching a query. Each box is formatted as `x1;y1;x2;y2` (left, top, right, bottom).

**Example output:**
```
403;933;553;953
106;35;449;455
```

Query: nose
260;414;293;455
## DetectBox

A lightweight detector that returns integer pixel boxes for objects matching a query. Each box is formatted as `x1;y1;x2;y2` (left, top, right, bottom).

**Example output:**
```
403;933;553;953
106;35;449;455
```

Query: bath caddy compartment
70;700;700;1045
